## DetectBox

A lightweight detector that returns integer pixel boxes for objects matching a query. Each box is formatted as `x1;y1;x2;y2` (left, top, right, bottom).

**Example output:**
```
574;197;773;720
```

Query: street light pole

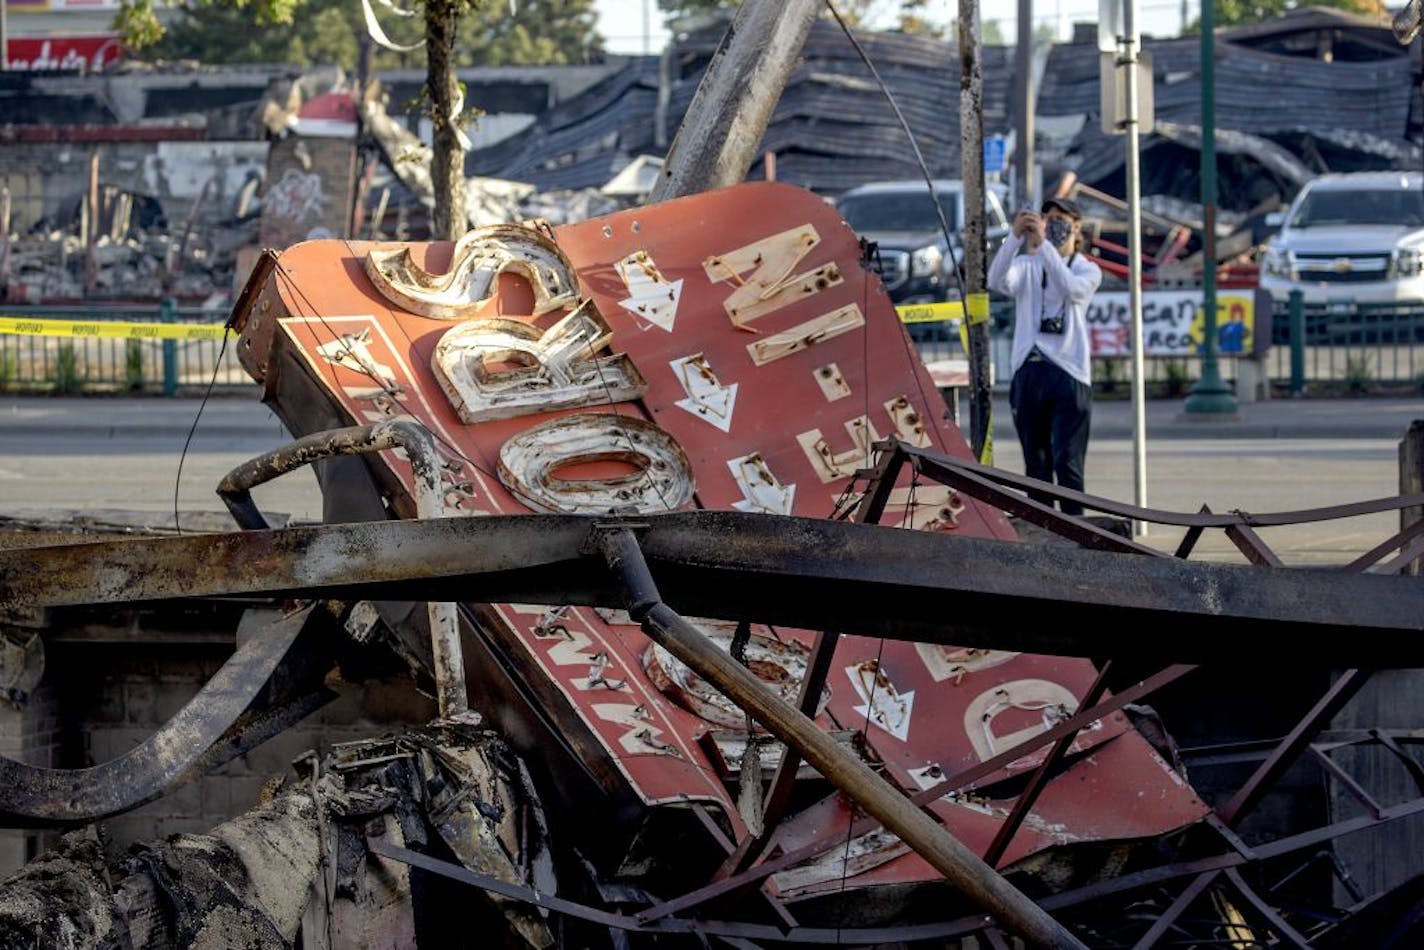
1184;0;1238;414
1014;0;1034;209
1122;0;1147;534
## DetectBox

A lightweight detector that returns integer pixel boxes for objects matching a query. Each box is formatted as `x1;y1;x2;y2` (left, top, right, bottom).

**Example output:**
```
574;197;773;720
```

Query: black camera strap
1038;252;1075;325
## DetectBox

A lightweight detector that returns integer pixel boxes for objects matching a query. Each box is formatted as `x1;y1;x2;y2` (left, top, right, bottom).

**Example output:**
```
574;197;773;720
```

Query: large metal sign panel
244;182;1206;883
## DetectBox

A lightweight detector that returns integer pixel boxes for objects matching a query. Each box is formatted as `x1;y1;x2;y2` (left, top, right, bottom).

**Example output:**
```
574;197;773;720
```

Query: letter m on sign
702;225;844;330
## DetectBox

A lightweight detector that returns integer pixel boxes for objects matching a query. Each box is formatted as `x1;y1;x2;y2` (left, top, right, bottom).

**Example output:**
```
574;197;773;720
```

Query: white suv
1260;171;1424;305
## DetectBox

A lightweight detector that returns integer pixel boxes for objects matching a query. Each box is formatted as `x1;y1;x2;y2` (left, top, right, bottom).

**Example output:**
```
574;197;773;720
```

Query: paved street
0;393;1417;565
986;395;1417;564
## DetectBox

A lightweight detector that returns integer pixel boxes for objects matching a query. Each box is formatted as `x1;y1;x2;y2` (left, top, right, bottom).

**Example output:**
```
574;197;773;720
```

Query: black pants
1009;357;1091;515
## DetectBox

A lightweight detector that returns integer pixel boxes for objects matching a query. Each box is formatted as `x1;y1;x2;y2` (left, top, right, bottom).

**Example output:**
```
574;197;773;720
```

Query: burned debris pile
1;187;1423;945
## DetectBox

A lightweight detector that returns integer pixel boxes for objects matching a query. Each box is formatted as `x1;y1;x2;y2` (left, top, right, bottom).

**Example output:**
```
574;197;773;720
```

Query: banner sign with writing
1086;289;1270;358
5;36;123;71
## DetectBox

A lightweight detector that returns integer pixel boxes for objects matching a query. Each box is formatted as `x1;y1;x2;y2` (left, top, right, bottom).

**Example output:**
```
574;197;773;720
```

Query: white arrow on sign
670;353;738;432
616;251;683;332
847;659;915;742
727;452;795;516
592;702;678;755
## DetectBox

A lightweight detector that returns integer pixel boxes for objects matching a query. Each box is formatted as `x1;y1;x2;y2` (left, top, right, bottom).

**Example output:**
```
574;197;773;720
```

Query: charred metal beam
367;838;1082;945
636;664;1200;925
217;420;469;719
1221;867;1312;948
0;605;333;823
5;513;1424;668
894;442;1424;531
1218;669;1373;828
720;448;909;880
1127;870;1220;950
981;661;1114;868
593;524;1087;950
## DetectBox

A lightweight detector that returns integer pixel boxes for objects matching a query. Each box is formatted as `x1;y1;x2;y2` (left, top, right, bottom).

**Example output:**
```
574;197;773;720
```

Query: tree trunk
425;0;466;241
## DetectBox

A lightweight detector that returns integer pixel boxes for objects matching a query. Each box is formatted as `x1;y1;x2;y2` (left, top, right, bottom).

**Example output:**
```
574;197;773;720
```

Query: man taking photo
987;197;1102;516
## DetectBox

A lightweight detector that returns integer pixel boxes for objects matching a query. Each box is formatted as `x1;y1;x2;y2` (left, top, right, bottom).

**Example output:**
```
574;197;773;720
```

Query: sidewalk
0;393;1418;441
0;395;291;440
991;395;1422;442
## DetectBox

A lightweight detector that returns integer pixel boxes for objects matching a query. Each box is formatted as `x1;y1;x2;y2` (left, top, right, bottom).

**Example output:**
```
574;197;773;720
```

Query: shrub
1097;358;1120;394
124;339;145;391
52;343;82;394
1163;359;1191;398
1344;353;1373;395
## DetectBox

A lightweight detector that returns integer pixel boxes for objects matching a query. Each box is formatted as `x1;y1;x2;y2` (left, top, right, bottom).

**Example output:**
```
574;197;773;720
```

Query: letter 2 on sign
497;412;695;514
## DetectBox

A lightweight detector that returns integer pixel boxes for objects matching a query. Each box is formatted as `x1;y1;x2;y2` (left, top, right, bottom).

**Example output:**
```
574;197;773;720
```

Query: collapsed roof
469;10;1422;210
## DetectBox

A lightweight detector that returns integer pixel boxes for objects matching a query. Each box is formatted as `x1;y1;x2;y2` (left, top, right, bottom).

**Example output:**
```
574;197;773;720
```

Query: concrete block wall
0;637;437;874
0;680;59;870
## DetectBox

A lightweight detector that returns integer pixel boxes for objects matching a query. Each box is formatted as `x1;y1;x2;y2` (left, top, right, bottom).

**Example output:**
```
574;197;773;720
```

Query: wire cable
827;2;960;453
825;0;967;305
172;322;231;536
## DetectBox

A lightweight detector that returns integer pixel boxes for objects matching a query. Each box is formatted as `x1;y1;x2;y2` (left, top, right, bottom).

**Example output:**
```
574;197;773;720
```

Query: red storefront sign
5;35;123;72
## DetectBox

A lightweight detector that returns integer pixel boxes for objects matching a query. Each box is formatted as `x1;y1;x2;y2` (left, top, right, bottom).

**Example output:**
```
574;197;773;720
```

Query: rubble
0;726;551;949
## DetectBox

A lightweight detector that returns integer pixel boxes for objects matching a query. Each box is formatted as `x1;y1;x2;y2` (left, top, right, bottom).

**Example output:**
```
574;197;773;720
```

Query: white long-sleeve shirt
987;234;1102;386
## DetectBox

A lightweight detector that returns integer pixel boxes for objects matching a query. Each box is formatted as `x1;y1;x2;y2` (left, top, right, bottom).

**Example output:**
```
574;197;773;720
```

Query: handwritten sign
1086;289;1267;358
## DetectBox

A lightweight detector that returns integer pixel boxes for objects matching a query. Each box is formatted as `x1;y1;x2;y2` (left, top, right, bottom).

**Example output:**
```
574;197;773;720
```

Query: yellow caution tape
895;301;963;325
978;426;993;466
965;292;991;324
0;315;230;342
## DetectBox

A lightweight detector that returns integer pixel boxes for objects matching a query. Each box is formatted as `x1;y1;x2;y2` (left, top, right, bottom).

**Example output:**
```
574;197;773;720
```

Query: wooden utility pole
425;0;466;241
1403;420;1423;576
959;0;993;462
84;151;100;296
650;0;820;201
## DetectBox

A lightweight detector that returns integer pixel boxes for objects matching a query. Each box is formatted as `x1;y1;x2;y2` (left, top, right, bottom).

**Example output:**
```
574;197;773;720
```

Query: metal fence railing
0;304;250;395
1267;298;1424;391
5;295;1420;399
910;295;1424;396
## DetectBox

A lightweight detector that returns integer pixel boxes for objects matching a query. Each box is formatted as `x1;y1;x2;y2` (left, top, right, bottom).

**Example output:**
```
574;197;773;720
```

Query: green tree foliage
1190;0;1386;29
656;0;1003;44
116;0;599;241
117;0;602;69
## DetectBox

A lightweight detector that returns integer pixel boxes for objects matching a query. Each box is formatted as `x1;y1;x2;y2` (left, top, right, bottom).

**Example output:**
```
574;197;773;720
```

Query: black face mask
1045;217;1073;250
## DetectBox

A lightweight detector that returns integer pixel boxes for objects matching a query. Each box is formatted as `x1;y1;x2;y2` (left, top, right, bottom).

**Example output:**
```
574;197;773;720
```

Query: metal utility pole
1183;0;1238;414
651;0;820;201
0;0;8;73
1122;0;1148;533
1014;0;1034;209
960;0;992;463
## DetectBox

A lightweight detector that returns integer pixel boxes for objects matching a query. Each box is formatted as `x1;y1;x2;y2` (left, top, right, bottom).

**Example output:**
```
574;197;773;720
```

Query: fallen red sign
235;182;1208;899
